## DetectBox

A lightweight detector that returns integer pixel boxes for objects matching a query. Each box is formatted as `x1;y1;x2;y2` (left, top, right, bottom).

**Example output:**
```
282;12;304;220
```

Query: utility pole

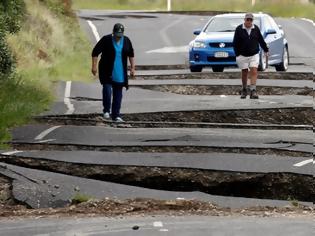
167;0;172;11
251;0;256;6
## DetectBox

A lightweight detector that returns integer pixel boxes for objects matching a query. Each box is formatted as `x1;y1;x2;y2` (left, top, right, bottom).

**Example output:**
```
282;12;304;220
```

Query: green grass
7;0;92;83
71;193;92;204
72;0;166;10
0;0;93;146
0;75;52;147
72;0;315;20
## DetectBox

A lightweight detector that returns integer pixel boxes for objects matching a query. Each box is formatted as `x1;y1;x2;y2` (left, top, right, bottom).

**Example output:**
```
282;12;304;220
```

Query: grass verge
72;0;315;20
0;75;52;148
73;0;166;10
0;0;92;147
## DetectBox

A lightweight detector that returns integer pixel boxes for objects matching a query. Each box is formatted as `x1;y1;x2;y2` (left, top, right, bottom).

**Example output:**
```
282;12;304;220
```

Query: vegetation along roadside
0;0;92;147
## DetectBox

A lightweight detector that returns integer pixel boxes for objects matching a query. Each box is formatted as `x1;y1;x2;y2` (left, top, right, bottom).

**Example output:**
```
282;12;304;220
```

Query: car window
204;17;261;32
263;16;274;31
267;15;279;31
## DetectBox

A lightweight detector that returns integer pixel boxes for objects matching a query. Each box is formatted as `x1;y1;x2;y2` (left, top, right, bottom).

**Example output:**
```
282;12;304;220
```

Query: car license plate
214;52;229;58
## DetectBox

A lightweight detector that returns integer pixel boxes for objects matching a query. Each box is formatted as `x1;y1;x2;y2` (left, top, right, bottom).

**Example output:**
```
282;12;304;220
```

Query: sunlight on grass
72;0;315;20
73;0;166;10
7;0;92;83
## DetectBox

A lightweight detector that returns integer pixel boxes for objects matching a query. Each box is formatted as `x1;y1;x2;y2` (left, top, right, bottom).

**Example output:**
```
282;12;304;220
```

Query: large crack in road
10;143;312;157
0;155;314;202
133;84;313;96
135;72;313;80
36;107;313;126
1;72;314;213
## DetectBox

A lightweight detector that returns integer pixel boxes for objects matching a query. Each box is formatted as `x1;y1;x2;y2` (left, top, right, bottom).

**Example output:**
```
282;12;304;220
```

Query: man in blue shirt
91;23;135;122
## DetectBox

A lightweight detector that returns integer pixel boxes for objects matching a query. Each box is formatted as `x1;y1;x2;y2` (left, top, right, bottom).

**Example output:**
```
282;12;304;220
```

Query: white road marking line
160;229;169;232
64;81;75;115
35;126;61;140
87;20;100;42
160;17;184;46
153;221;163;228
146;45;188;54
293;159;313;167
1;150;23;156
301;18;315;27
37;139;56;143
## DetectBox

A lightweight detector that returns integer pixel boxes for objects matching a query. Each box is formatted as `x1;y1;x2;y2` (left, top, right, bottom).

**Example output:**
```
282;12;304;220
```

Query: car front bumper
189;47;237;67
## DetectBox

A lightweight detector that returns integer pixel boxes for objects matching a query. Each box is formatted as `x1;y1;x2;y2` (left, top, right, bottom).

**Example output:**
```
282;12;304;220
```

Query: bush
0;31;14;76
0;0;26;34
0;0;26;77
39;0;74;16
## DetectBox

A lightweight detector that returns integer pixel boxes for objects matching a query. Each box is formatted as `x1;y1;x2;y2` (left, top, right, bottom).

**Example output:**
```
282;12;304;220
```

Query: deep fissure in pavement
36;107;313;125
133;85;313;96
124;108;313;125
10;143;312;157
1;156;314;202
135;72;314;80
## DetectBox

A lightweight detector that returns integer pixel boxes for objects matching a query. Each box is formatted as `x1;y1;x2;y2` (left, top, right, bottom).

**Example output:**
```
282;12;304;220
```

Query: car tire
258;52;267;71
190;66;203;72
275;46;289;71
212;66;224;72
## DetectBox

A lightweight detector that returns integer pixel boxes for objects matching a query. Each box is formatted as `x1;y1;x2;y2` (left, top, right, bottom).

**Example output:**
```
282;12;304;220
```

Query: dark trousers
102;84;123;120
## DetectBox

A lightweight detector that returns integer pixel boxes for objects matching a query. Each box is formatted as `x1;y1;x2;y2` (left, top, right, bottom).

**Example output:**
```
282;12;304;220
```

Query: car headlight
191;41;206;48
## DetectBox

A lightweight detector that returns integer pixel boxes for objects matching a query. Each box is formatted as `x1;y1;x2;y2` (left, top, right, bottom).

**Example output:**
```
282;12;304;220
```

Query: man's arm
91;36;105;76
91;57;98;76
257;28;269;54
129;57;135;77
233;27;241;56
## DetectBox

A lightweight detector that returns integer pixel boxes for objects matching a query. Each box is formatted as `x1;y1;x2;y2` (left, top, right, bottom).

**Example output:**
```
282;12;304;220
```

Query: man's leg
111;85;123;121
240;69;249;99
102;84;112;114
249;67;259;99
242;69;249;88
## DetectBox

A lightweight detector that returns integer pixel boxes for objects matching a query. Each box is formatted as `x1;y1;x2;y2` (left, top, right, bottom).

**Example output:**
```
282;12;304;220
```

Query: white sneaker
103;112;110;119
114;117;124;122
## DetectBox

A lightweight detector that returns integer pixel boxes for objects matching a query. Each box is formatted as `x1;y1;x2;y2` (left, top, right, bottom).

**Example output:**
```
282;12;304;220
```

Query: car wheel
275;46;289;71
212;66;224;72
190;66;203;72
258;52;267;71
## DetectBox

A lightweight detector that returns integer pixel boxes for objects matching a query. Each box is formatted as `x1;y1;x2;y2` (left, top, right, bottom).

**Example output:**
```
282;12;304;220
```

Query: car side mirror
266;29;277;35
193;29;201;35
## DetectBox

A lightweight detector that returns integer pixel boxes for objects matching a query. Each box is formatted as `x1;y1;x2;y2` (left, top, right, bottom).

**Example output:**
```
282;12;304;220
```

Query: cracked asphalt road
0;10;314;236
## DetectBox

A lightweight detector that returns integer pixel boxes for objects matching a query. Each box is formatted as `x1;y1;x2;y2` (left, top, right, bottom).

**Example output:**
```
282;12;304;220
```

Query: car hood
195;32;234;42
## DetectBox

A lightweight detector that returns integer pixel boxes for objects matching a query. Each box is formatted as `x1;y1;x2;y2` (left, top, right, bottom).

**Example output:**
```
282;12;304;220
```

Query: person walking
233;13;269;99
91;23;135;122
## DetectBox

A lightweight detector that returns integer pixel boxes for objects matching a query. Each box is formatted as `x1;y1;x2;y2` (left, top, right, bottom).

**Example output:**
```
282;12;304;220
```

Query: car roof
213;13;267;18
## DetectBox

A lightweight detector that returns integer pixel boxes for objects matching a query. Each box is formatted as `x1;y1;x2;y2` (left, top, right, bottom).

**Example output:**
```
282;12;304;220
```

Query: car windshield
204;17;261;33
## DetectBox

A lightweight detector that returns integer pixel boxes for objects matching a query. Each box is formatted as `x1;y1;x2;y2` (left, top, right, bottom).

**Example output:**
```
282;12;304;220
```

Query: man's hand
130;67;135;78
91;67;97;76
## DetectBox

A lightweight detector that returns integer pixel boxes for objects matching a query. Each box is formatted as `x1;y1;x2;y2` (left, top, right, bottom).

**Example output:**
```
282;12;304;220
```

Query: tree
0;0;25;76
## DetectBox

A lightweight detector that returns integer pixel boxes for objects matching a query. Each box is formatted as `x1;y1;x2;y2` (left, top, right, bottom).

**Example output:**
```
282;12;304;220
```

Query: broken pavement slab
45;79;313;116
10;126;313;154
0;150;313;175
0;163;312;209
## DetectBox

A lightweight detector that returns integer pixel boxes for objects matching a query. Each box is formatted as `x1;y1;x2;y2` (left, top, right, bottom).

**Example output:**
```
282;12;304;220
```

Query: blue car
189;13;289;72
